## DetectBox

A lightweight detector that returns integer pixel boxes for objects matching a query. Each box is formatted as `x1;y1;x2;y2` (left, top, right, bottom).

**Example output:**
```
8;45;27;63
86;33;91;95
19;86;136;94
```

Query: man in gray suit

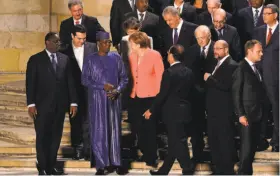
61;24;97;160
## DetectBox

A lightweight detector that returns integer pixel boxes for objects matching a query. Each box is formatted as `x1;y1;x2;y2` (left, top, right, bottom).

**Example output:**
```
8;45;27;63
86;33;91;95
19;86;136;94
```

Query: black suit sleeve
231;30;242;62
206;64;237;91
59;21;69;47
26;56;37;106
150;70;171;114
232;66;246;118
66;57;78;105
110;0;122;46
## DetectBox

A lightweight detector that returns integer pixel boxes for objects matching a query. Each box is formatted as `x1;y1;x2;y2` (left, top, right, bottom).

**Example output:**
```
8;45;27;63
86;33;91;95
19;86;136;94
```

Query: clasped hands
104;83;120;100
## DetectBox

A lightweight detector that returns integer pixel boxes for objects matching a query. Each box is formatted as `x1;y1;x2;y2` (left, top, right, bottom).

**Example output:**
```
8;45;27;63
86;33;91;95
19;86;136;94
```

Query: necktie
75;21;80;25
266;28;272;45
201;46;206;59
254;9;259;27
177;7;181;14
217;29;223;39
139;13;144;22
173;28;178;44
50;54;57;72
252;64;262;81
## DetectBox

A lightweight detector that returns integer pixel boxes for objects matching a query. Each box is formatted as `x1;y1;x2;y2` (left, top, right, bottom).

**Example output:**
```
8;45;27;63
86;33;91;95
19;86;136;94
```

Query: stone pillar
0;0;50;72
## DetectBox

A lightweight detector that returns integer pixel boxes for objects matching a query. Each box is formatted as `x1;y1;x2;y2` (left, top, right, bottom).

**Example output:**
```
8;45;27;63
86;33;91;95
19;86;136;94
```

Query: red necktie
266;28;272;45
75;21;80;25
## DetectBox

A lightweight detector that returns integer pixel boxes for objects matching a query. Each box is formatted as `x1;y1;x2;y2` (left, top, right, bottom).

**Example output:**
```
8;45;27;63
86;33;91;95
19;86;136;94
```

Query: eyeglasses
213;20;225;24
263;12;275;16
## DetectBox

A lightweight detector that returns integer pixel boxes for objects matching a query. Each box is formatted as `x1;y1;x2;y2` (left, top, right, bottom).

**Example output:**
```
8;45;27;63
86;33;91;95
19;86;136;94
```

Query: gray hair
162;6;180;17
68;0;83;9
264;4;279;15
206;0;221;6
194;25;211;37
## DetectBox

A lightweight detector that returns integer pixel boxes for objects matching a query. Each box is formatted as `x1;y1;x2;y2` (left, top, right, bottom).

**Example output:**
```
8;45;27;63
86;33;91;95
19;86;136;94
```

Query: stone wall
0;0;112;72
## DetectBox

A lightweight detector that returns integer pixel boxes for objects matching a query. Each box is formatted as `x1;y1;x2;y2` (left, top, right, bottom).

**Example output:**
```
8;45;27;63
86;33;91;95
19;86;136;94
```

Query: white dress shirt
137;10;146;21
73;17;82;25
244;57;262;81
173;19;183;41
211;55;229;75
27;49;77;108
72;43;84;71
252;5;263;18
266;21;279;36
170;61;180;67
201;40;212;57
174;2;184;14
128;0;135;9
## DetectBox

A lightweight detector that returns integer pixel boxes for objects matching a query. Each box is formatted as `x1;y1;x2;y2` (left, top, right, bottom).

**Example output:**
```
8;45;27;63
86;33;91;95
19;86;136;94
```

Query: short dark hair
244;40;262;56
123;17;141;31
169;44;185;61
71;24;87;36
45;32;57;42
129;31;150;48
264;4;279;15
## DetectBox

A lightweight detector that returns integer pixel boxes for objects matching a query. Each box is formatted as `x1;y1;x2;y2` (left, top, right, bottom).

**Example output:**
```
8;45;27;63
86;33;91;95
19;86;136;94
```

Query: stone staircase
0;74;279;175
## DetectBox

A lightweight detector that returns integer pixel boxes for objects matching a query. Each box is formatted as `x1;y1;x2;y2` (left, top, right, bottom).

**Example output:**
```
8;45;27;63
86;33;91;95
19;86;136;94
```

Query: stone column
0;0;50;72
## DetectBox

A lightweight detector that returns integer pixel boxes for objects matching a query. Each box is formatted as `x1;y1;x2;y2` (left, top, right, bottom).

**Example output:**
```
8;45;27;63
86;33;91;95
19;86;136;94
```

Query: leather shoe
51;168;67;175
95;168;105;175
272;146;279;152
257;139;269;151
72;150;84;160
146;160;158;168
116;167;128;175
38;170;47;175
149;170;165;175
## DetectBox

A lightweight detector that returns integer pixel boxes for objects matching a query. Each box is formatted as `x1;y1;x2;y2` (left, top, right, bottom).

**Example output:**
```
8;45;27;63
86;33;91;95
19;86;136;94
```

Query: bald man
204;40;238;174
197;0;233;26
210;8;242;61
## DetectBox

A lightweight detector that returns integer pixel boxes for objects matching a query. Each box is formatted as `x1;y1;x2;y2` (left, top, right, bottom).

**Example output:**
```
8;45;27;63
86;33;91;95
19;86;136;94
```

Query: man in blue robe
81;31;128;175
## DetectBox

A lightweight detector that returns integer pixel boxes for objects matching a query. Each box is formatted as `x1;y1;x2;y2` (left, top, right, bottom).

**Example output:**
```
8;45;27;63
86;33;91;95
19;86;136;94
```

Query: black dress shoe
149;170;164;175
72;151;84;160
146;161;158;168
272;146;279;152
84;155;90;161
95;168;105;175
38;170;47;175
257;139;269;151
116;167;128;175
51;168;67;175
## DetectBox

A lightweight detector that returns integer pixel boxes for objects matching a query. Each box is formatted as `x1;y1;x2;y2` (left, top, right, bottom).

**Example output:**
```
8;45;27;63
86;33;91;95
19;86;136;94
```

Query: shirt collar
252;5;263;14
175;19;183;30
170;61;180;67
72;42;84;49
267;21;279;31
202;40;211;51
137;10;146;16
244;57;255;66
174;2;184;9
73;17;82;25
218;54;229;65
45;49;56;57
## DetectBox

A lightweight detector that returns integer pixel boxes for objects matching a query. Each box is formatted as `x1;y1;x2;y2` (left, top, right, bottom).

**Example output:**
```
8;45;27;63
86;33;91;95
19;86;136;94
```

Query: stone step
0;156;277;174
0;80;25;94
0;92;26;107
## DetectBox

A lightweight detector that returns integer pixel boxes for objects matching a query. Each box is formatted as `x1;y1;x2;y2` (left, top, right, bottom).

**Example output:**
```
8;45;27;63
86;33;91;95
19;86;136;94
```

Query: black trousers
190;90;205;160
238;122;261;175
128;97;157;163
158;122;193;174
207;117;236;174
69;94;90;156
34;106;65;171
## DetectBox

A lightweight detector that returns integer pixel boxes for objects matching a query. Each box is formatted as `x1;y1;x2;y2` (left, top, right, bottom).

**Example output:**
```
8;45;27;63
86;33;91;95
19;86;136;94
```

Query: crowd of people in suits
25;0;279;175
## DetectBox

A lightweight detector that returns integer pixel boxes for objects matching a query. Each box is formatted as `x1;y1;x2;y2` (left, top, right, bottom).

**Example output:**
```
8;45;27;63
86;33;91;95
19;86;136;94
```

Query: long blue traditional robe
81;52;128;169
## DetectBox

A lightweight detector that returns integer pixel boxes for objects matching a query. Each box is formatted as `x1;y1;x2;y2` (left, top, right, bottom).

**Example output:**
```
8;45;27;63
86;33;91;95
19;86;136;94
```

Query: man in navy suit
235;0;265;56
253;4;279;152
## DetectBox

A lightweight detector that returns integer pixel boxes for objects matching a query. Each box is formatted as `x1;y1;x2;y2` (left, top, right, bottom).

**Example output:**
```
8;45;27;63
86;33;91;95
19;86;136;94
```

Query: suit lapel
247;8;254;26
213;56;230;76
267;25;279;46
43;50;56;76
177;22;186;44
244;60;261;82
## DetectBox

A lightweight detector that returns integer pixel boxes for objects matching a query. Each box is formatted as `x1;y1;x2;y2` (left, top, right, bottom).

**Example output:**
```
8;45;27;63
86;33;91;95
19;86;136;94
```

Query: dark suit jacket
110;0;134;46
235;7;265;54
169;1;197;24
198;11;233;26
124;11;160;49
231;0;249;14
59;15;105;47
150;63;194;124
26;50;77;113
232;60;266;123
253;24;279;90
161;20;198;67
210;24;242;62
60;42;97;105
205;56;238;118
185;41;217;88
